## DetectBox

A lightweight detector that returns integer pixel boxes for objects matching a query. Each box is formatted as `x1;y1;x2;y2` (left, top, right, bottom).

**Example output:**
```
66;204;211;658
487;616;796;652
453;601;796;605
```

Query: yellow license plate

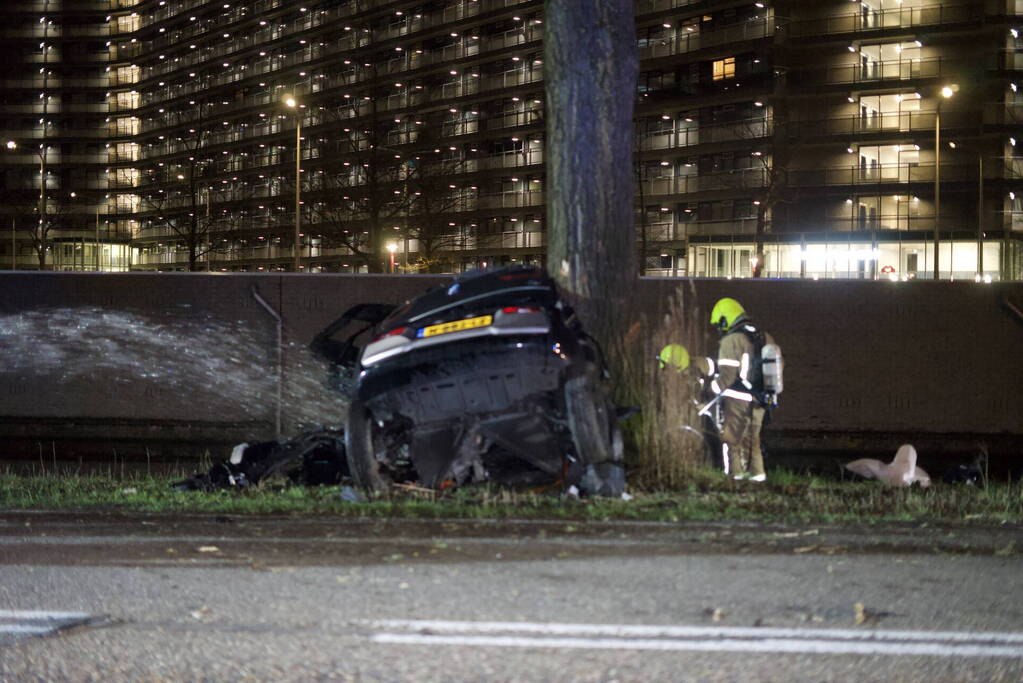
420;314;493;338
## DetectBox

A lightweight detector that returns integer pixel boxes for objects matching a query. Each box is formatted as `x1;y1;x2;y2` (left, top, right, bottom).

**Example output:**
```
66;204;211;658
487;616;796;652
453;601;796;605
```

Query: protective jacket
711;319;774;406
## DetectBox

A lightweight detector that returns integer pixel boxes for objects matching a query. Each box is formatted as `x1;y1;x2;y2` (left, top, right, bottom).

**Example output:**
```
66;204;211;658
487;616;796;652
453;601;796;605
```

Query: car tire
563;372;625;497
344;399;391;493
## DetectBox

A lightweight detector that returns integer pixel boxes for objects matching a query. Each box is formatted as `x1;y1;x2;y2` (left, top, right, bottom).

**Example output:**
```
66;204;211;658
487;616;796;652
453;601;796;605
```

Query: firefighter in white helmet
709;297;779;482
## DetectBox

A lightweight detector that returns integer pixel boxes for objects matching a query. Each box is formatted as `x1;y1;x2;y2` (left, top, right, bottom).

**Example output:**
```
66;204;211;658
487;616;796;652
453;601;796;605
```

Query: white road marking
369;619;1023;644
0;625;52;635
365;620;1023;659
0;610;95;645
0;610;90;620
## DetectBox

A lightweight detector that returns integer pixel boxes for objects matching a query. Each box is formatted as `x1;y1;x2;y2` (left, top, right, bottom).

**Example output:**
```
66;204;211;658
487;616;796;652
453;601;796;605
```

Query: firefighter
709;297;775;482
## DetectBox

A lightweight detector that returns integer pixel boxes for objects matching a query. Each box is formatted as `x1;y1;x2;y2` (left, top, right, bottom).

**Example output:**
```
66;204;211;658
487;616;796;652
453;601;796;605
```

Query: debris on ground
339;485;363;503
172;428;348;492
942;447;988;486
844;444;931;488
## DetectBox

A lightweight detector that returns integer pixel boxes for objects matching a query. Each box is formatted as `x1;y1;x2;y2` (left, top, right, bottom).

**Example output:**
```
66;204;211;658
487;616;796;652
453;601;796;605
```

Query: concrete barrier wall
1;272;1021;457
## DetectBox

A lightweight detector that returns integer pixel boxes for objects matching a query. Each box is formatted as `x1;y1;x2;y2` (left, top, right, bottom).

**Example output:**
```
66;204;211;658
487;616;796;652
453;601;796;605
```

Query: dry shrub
608;281;713;491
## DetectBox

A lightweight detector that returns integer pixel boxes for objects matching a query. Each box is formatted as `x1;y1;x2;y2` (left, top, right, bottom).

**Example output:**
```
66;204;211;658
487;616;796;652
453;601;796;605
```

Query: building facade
2;0;1021;279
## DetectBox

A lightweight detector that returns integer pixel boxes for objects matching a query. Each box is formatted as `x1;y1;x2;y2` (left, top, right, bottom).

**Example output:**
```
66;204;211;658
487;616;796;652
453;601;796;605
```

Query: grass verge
2;469;1021;524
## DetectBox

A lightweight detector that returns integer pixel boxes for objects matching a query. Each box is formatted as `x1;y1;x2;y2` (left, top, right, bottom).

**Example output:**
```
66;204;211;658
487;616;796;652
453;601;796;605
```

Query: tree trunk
544;0;638;342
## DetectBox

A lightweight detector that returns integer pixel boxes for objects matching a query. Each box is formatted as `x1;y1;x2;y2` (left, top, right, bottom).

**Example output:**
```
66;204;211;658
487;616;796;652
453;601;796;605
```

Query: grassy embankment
1;468;1021;524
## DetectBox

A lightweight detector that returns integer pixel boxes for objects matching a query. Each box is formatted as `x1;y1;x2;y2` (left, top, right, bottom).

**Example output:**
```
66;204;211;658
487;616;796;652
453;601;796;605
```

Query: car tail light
371;326;408;343
500;306;541;314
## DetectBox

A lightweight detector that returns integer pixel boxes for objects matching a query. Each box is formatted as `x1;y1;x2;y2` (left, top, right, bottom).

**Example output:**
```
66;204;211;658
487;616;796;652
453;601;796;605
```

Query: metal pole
978;153;983;278
933;108;940;280
39;150;46;271
293;117;301;272
250;286;283;439
11;216;15;270
95;209;100;271
206;185;212;272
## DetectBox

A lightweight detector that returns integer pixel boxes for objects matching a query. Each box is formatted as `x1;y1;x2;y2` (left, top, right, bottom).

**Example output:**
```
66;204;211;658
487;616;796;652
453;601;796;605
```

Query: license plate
419;314;493;338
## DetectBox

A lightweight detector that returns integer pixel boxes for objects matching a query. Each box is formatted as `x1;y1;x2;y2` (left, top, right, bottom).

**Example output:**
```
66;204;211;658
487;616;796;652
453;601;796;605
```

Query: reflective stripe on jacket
715;322;761;401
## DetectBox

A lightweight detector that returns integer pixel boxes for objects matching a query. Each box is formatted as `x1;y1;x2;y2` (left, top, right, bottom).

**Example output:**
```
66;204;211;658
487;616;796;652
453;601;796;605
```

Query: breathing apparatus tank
761;342;783;404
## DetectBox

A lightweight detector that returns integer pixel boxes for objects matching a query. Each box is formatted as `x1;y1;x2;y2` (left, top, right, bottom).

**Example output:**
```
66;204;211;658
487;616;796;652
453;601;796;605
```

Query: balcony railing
642;169;769;195
477;190;544;209
639;17;773;60
789;162;980;186
788;3;979;37
636;0;702;16
476;231;545;250
642;219;759;240
801;57;946;85
786;110;961;137
638;118;771;151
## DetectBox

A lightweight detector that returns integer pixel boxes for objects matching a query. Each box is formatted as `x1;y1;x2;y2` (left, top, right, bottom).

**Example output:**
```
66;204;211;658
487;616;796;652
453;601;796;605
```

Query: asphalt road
1;511;1022;681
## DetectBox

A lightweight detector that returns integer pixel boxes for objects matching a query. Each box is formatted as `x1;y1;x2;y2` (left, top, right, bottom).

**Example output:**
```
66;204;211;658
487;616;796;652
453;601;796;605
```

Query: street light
284;94;302;272
949;140;986;281
4;141;16;269
934;84;957;280
5;140;47;271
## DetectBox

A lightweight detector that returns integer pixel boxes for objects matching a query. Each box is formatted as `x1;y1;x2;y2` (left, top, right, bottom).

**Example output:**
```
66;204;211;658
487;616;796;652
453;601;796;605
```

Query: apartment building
1;0;1020;279
0;0;132;271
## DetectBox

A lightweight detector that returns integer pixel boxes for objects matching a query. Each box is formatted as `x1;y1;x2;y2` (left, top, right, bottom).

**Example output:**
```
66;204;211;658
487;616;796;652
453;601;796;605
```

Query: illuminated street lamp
284;94;302;272
386;242;397;273
4;141;16;269
4;140;47;271
934;84;957;280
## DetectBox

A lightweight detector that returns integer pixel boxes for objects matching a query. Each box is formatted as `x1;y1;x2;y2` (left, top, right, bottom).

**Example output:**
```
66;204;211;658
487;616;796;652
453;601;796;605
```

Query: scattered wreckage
176;266;627;497
844;444;931;488
173;428;347;492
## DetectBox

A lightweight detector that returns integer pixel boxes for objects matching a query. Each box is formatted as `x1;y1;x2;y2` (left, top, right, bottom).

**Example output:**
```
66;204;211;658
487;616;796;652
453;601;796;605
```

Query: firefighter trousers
721;396;766;477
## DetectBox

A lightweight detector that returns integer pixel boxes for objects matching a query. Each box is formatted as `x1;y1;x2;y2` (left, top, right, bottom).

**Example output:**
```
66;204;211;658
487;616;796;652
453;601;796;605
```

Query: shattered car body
312;266;625;496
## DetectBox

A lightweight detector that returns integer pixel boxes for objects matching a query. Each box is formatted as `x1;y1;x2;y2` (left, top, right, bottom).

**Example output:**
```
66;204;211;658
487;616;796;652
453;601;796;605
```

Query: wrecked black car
311;266;625;496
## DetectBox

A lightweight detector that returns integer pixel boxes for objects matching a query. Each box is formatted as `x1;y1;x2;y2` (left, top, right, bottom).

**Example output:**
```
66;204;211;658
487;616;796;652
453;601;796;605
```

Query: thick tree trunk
544;0;638;341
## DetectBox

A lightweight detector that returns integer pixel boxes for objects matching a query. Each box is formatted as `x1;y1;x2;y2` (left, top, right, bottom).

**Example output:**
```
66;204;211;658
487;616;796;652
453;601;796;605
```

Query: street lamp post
5;139;15;269
386;243;397;273
949;140;986;280
5;139;48;270
284;95;302;272
934;84;956;280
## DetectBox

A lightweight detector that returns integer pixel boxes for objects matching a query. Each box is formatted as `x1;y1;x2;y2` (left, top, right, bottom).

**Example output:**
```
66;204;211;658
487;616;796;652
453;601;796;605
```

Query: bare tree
735;128;796;279
305;96;407;273
9;144;63;270
137;102;218;271
402;126;473;273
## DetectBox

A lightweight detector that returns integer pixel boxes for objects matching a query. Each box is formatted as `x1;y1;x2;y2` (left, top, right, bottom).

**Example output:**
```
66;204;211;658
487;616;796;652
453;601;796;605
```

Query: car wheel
563;373;625;496
344;399;391;493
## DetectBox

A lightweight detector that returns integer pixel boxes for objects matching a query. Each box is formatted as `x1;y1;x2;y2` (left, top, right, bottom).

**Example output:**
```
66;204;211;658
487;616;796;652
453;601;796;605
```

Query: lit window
712;57;735;81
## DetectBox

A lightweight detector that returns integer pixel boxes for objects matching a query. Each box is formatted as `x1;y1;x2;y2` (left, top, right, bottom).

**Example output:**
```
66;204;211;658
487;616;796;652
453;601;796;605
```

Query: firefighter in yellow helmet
657;344;690;372
708;297;776;482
